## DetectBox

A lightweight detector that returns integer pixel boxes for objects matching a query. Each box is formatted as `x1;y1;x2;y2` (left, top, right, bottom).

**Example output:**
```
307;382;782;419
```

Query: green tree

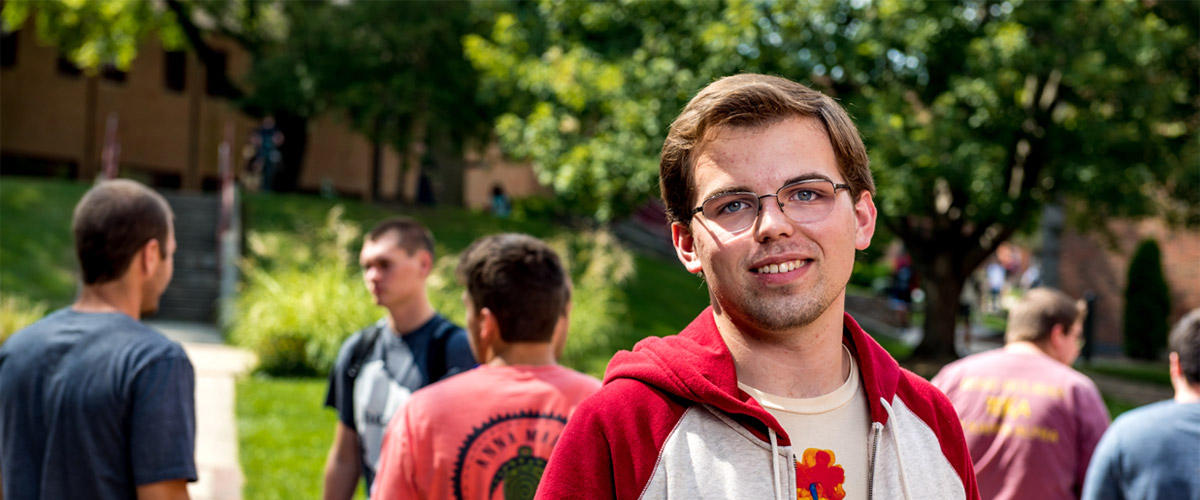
1122;239;1171;360
466;0;1199;360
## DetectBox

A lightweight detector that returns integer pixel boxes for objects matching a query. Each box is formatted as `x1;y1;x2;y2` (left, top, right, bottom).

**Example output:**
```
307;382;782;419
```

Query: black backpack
344;319;459;384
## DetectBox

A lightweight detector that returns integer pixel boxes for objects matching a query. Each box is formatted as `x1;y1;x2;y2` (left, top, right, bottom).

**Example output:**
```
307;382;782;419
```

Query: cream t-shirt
740;346;871;500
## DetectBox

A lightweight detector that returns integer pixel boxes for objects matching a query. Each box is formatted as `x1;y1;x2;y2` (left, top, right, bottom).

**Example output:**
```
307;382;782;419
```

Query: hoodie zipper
867;422;882;500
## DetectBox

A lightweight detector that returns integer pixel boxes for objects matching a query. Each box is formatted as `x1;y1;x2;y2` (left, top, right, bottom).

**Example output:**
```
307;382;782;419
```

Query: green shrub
1;294;50;344
552;230;635;376
230;206;379;376
1123;239;1171;360
232;204;638;378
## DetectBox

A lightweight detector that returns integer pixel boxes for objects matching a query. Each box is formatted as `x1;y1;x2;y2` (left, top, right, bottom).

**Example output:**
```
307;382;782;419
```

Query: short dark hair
368;217;435;259
72;179;173;285
1169;309;1200;384
660;73;874;226
456;233;569;344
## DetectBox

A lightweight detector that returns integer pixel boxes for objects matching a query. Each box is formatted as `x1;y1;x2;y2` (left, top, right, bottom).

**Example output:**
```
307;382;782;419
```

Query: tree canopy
466;0;1198;359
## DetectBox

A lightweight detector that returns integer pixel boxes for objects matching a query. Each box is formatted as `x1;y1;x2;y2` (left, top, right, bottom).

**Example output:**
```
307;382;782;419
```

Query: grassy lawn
0;177;89;306
236;376;365;500
1080;359;1173;388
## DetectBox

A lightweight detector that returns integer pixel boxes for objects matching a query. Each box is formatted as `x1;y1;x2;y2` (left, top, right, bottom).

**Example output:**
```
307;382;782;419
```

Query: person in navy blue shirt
0;179;195;500
323;217;476;499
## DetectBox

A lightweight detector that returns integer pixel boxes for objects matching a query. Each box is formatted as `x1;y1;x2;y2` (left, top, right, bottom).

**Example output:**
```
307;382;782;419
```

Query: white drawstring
880;398;915;500
769;428;783;500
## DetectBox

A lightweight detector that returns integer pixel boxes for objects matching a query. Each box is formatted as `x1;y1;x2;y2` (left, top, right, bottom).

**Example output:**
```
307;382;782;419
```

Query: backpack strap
426;318;460;383
345;322;384;379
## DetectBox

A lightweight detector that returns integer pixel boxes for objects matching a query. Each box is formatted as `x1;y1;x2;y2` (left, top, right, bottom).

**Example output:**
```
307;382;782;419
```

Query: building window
205;50;228;97
164;50;186;92
101;63;127;83
56;56;81;77
1;30;17;68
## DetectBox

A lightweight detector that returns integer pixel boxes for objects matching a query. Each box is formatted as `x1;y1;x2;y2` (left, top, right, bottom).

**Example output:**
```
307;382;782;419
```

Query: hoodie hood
604;307;903;443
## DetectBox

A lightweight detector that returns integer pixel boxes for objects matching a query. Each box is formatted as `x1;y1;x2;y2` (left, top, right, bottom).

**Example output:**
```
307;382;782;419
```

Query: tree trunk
272;110;308;193
369;116;383;202
911;264;965;362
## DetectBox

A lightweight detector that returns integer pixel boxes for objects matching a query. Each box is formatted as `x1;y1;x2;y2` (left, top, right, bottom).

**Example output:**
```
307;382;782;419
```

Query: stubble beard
714;271;844;335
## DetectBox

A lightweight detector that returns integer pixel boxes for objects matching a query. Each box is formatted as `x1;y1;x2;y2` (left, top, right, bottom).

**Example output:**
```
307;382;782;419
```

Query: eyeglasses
690;179;851;233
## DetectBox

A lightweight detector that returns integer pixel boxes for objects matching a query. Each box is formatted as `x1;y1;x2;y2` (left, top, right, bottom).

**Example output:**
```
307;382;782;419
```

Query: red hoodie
536;308;979;500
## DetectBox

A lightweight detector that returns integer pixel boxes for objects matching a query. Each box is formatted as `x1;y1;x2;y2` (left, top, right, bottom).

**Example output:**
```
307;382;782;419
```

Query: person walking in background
537;73;978;500
933;288;1109;500
372;233;601;499
1082;308;1200;500
323;217;477;499
986;260;1005;312
250;116;284;192
0;179;195;500
491;184;512;218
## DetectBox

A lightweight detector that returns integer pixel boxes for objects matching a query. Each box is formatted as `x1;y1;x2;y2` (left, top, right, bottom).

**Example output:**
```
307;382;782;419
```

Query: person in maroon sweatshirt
536;74;980;500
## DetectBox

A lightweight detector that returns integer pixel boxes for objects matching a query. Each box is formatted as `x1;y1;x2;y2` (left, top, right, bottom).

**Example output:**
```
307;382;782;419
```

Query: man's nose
753;195;794;241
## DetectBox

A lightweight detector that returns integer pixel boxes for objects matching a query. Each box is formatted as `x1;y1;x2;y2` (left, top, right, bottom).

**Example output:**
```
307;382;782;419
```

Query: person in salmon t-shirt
371;233;601;500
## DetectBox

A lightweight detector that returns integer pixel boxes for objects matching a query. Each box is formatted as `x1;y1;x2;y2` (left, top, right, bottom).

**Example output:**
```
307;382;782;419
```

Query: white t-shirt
740;346;871;500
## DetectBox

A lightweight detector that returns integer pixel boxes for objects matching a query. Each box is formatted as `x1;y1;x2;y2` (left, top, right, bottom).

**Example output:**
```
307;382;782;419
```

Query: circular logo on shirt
452;411;568;500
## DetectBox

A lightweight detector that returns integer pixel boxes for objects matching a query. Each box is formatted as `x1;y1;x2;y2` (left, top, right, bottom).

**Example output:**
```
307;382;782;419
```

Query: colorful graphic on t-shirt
452;411;568;500
795;448;846;500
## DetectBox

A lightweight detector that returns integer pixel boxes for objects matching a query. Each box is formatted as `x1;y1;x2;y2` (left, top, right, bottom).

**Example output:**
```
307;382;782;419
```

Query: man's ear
672;222;703;274
140;238;162;277
1169;352;1183;380
478;307;501;347
418;249;434;277
853;191;877;251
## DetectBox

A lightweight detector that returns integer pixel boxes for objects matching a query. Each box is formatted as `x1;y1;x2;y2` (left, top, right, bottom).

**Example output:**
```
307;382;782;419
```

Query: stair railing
216;122;242;328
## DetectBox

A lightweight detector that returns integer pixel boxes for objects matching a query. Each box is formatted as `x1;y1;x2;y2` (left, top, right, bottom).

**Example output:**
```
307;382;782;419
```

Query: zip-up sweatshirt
536;308;980;500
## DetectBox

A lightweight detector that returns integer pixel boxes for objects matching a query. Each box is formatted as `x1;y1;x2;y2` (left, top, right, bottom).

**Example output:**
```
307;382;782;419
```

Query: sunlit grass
236;376;365;500
0;176;88;307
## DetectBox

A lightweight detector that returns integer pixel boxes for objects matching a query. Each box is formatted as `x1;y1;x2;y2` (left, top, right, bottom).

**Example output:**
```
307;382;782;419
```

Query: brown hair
72;179;173;285
368;217;435;259
1005;288;1085;343
659;73;874;226
1169;308;1200;384
456;233;569;344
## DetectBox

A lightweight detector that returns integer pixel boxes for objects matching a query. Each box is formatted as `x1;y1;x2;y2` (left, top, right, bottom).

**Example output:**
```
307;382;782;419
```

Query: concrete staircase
157;192;222;323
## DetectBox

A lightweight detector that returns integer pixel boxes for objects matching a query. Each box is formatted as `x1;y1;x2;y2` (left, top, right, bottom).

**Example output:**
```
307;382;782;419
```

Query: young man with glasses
933;287;1109;500
537;74;979;500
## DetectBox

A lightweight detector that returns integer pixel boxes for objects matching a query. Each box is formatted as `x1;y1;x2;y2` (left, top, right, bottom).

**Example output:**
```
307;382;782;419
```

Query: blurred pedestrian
1081;308;1200;500
933;288;1109;500
0;179;195;499
251;116;284;192
986;260;1005;312
372;234;600;499
322;218;476;499
490;184;512;218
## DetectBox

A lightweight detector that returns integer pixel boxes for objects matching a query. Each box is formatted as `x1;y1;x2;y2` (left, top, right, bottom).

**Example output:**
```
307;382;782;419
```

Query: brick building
0;27;539;208
1059;219;1200;356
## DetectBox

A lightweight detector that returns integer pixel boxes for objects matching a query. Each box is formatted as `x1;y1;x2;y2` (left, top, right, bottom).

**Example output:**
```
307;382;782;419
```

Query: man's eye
789;189;821;202
719;199;753;214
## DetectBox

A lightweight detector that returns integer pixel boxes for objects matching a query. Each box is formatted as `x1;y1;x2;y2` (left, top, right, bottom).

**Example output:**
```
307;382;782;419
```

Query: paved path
149;320;255;500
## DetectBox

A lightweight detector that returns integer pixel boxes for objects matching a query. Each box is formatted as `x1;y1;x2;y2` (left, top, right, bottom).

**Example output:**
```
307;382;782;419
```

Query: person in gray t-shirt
0;179;195;500
323;217;475;499
1082;309;1200;500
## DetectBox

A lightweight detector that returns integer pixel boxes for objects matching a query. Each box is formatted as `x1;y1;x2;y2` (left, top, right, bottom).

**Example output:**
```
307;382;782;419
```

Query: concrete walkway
149;320;255;500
